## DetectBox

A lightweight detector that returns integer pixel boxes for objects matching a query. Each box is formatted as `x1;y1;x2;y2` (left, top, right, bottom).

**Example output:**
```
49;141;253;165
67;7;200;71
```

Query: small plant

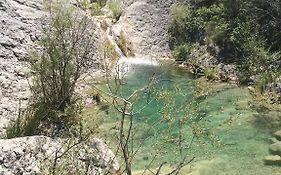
78;0;91;10
172;44;191;61
89;3;102;16
117;30;134;57
102;40;119;61
204;67;217;80
108;0;122;21
93;0;107;7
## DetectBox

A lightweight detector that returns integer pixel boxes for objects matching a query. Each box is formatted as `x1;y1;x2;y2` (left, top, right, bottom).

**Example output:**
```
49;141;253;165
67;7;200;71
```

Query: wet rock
269;141;281;156
274;130;281;141
264;155;281;166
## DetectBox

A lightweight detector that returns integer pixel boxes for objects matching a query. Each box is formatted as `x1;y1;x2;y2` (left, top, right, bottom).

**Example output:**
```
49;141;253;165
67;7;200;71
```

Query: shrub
102;40;119;61
78;0;91;10
90;3;102;16
6;0;97;137
172;44;191;61
204;67;217;80
108;0;122;21
169;0;281;84
92;0;107;7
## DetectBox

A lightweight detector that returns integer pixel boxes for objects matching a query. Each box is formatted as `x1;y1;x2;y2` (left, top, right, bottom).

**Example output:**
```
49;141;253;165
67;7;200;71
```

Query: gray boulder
0;136;120;175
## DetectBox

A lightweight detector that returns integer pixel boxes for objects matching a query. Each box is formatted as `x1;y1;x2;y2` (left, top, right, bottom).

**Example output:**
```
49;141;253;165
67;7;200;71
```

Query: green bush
172;44;191;61
169;0;281;83
92;0;107;7
108;0;122;21
204;67;217;80
90;3;102;16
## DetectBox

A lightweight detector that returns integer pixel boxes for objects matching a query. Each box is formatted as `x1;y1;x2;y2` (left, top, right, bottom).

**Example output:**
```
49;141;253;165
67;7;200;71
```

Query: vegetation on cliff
169;0;281;88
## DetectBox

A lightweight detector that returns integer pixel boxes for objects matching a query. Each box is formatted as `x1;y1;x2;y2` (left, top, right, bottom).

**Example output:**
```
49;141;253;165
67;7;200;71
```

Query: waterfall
106;26;159;78
106;26;125;58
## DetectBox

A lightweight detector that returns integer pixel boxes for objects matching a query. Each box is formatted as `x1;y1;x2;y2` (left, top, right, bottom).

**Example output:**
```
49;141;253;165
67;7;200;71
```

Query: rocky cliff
0;0;43;134
113;0;176;57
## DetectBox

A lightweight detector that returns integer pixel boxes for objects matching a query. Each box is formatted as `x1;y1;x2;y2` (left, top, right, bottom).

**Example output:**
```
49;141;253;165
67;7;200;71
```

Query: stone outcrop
269;141;281;156
0;136;120;175
0;0;43;135
274;130;281;141
264;130;281;166
113;0;176;57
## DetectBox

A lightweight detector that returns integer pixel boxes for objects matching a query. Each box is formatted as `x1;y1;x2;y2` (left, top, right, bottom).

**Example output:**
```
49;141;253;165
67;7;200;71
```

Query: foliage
78;0;106;16
172;44;191;61
108;0;122;21
92;0;107;7
169;0;281;84
89;3;102;16
204;67;217;80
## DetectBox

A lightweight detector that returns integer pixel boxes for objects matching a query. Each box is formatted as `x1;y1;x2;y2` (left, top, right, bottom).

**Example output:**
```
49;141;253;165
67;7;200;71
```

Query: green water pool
100;62;280;175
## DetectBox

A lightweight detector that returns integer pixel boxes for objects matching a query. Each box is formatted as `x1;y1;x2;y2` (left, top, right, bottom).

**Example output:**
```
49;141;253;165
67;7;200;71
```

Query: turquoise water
103;62;280;175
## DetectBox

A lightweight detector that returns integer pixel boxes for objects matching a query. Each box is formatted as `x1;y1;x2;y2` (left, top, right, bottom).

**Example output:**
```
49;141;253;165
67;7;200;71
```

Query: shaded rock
269;141;281;156
0;136;119;175
274;130;281;141
264;155;281;166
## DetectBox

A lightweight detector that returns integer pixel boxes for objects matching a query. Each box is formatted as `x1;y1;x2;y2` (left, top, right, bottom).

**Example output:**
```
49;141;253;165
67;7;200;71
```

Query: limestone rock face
115;0;177;57
0;136;120;175
0;0;44;135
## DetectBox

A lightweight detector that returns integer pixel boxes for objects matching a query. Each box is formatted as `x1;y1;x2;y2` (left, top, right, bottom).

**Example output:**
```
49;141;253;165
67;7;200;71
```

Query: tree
90;48;200;174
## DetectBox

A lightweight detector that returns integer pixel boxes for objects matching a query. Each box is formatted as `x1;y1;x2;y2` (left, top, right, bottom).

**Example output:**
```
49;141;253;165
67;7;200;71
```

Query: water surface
101;60;280;175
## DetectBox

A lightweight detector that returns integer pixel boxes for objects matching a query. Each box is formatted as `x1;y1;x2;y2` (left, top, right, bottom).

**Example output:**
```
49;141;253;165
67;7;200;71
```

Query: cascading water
106;26;159;78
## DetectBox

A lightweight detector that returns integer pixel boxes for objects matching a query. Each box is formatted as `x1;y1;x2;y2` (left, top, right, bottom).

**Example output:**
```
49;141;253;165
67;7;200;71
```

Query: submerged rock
274;130;281;141
269;141;281;156
264;155;281;166
0;136;119;175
